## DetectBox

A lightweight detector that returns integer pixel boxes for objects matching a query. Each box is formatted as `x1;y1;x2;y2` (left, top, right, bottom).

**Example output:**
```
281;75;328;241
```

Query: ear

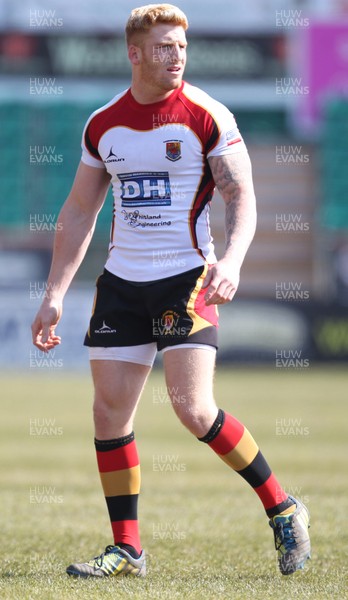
128;44;142;65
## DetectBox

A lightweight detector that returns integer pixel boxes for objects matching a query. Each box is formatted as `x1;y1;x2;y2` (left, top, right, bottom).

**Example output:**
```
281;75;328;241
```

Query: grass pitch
0;366;347;600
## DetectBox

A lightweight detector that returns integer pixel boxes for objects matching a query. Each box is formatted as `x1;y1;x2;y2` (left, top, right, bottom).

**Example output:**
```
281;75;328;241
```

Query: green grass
1;367;347;599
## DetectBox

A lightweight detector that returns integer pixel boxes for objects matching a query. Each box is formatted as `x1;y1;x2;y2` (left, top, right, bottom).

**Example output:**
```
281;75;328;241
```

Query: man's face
134;24;187;93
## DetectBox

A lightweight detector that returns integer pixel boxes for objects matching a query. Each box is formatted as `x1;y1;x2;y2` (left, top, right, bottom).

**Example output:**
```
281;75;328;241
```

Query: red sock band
95;435;141;553
202;411;290;516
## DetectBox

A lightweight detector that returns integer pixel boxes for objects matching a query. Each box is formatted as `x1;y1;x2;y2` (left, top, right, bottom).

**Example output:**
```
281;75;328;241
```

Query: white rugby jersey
81;81;247;281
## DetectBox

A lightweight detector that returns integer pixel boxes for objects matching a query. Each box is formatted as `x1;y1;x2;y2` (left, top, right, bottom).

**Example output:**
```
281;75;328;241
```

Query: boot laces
93;545;117;568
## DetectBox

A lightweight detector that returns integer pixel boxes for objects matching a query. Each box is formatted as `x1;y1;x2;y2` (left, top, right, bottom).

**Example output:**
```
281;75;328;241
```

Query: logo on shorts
162;310;180;334
164;140;182;162
94;321;117;334
152;310;187;338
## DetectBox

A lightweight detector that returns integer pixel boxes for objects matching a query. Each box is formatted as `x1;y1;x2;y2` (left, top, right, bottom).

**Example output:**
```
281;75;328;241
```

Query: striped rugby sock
198;409;294;518
95;433;141;555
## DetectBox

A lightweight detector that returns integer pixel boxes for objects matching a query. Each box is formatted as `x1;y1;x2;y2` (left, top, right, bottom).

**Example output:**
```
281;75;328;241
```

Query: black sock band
266;497;296;518
197;409;225;443
95;432;135;451
115;543;140;559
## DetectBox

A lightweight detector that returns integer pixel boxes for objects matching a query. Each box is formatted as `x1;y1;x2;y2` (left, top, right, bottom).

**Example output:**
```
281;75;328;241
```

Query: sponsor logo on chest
119;171;171;207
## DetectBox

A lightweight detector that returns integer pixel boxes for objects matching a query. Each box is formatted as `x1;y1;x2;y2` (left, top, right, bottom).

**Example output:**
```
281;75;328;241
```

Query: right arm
31;161;110;351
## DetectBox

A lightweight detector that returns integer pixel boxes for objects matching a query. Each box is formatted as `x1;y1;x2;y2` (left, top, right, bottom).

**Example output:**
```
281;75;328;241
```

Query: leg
163;346;293;515
91;359;150;439
163;346;310;575
163;346;218;437
91;359;151;556
67;263;157;578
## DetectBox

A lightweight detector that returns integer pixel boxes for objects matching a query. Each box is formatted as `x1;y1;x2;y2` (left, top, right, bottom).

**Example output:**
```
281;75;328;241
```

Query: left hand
202;261;240;305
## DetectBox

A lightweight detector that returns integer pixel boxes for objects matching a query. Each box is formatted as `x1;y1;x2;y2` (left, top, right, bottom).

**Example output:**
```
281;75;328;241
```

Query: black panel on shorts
84;266;218;351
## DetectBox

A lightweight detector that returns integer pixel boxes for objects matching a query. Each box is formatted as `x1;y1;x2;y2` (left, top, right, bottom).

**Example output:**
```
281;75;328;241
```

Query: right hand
31;300;62;352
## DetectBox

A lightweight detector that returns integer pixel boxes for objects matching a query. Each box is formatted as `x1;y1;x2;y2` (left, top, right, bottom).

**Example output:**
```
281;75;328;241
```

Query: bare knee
170;396;218;437
163;346;217;437
90;360;150;439
92;378;139;438
93;393;133;438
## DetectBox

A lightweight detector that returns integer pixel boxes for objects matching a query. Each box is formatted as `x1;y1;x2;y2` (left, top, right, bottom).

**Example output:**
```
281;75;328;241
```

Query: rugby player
31;3;311;578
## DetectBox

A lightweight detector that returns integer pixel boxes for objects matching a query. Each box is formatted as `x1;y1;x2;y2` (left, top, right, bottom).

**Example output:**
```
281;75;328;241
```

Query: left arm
203;152;257;305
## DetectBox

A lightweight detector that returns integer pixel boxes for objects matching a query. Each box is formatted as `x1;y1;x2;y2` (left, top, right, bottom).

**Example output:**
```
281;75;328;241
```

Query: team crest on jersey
164;140;182;162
